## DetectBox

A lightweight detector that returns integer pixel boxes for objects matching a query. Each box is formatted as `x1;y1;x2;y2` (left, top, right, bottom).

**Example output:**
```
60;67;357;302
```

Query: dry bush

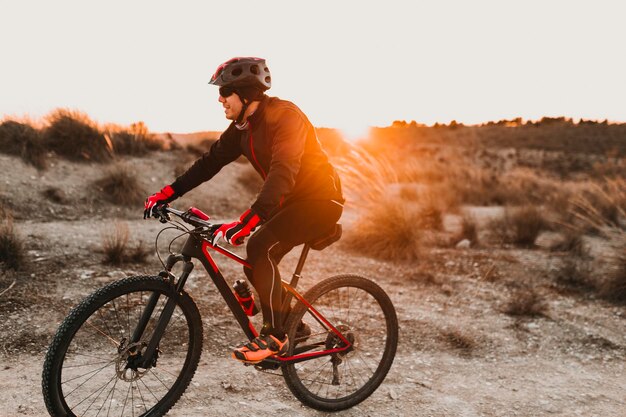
504;287;547;317
598;251;626;304
490;205;549;247
237;165;264;194
102;222;149;265
549;229;586;255
440;329;476;354
553;258;593;289
94;164;145;206
107;121;164;156
455;214;479;246
342;198;422;261
0;120;47;169
335;148;398;209
44;109;112;162
42;187;68;204
0;214;24;270
569;178;625;233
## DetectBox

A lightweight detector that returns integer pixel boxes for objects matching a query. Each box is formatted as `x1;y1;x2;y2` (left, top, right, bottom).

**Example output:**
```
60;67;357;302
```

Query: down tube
181;235;258;340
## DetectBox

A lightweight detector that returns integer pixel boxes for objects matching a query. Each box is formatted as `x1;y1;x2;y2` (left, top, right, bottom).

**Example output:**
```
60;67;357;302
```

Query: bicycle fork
128;254;194;369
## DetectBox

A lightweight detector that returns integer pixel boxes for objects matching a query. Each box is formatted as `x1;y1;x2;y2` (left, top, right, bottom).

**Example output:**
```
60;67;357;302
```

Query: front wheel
42;275;203;417
282;274;398;411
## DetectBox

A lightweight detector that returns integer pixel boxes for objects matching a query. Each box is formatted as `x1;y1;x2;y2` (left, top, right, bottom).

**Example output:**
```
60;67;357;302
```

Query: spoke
66;350;116;361
149;369;171;391
105;372;119;417
126;293;131;343
152;365;181;380
111;298;125;339
63;359;116;388
77;374;117;416
85;320;120;348
138;376;160;402
121;380;132;417
64;361;112;369
96;308;116;346
134;379;149;414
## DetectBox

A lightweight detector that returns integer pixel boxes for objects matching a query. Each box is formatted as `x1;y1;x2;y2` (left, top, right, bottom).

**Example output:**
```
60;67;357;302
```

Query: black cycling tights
244;200;343;338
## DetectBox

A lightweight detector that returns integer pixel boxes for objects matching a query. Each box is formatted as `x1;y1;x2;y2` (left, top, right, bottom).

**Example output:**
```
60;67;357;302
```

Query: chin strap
235;93;250;127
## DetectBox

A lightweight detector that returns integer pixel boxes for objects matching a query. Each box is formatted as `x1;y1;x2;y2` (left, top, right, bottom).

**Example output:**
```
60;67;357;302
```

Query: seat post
290;244;311;288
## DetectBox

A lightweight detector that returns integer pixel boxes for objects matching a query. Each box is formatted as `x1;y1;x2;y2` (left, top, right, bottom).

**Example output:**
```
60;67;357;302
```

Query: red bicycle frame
176;228;352;365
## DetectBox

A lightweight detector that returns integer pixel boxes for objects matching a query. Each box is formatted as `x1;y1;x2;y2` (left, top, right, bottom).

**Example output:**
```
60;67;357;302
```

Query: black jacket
171;96;344;220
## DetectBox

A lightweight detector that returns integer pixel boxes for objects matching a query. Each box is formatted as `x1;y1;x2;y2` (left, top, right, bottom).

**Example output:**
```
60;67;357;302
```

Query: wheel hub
325;324;356;356
115;338;153;382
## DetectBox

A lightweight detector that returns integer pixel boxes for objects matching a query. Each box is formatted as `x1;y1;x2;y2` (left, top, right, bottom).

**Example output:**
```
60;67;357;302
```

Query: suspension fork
131;253;194;368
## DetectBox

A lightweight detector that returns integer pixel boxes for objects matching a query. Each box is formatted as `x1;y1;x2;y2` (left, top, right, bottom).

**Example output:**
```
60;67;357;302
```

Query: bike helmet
209;57;271;91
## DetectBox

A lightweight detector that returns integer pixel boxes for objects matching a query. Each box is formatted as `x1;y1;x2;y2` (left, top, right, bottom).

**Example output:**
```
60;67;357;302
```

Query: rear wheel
42;276;203;417
282;274;398;411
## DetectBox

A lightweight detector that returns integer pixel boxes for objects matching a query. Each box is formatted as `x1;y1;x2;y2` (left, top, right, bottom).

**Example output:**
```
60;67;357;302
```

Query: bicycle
42;205;399;416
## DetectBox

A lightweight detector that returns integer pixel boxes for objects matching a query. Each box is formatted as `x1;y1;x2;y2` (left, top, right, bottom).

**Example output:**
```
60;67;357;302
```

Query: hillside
0;116;624;416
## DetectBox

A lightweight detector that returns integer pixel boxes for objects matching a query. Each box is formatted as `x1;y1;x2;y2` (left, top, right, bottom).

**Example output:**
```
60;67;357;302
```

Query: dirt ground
0;152;625;417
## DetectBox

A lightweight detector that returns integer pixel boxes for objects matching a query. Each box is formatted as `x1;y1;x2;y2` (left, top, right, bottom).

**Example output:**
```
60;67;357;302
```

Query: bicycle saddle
309;224;342;251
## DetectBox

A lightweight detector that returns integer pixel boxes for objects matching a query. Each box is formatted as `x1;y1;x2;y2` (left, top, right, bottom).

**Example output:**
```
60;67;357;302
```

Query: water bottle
233;280;259;316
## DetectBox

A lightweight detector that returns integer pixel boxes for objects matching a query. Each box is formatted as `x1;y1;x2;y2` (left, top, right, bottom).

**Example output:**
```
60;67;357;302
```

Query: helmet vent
232;67;243;76
250;65;260;75
264;67;269;72
265;76;271;83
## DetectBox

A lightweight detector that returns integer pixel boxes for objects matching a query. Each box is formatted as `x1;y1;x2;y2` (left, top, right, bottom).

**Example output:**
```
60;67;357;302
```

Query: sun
338;124;370;143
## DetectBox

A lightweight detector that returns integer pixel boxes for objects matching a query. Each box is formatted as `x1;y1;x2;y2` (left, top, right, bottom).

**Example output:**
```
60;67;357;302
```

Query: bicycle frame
135;210;352;369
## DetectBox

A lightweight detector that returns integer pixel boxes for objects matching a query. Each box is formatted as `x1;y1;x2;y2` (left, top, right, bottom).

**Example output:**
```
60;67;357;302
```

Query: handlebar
154;205;218;234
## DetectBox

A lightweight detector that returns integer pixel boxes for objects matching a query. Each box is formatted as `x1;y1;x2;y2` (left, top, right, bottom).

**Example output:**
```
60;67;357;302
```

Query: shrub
599;252;626;304
0;120;47;169
42;187;68;204
108;121;164;156
554;258;593;289
492;205;549;247
440;329;476;355
0;214;24;270
549;229;586;255
44;109;112;162
102;222;149;265
94;164;145;206
343;198;422;261
455;214;478;246
504;287;547;317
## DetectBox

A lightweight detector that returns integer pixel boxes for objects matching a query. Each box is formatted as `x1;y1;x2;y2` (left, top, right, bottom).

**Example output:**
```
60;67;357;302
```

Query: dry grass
455;214;479;246
569;178;625;234
94;163;145;206
102;222;149;265
107;121;164;156
490;205;549;247
42;187;68;204
342;198;422;261
599;251;626;304
44;109;113;162
504;287;547;317
0;120;47;169
0;213;24;270
554;258;593;289
440;329;476;355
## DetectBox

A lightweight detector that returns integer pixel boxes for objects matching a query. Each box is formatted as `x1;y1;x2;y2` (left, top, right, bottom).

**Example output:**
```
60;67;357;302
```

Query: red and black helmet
209;57;271;91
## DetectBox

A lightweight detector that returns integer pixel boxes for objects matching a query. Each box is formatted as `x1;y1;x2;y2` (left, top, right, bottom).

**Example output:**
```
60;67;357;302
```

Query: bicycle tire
42;275;203;417
282;274;398;411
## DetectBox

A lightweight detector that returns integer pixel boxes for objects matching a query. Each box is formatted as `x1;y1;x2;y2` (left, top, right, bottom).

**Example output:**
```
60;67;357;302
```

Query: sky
1;0;625;139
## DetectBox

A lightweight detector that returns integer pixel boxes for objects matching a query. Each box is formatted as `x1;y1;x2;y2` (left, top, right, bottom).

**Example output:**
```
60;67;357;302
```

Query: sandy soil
0;152;625;417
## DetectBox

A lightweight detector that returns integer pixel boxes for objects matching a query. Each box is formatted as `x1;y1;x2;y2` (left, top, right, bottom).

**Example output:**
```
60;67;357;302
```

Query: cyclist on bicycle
144;57;344;363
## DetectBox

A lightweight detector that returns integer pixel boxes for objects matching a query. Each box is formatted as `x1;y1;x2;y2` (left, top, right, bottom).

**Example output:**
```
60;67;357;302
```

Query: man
144;57;344;363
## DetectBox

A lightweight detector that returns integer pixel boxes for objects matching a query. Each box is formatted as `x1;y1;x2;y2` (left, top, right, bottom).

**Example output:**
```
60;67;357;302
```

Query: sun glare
339;124;370;143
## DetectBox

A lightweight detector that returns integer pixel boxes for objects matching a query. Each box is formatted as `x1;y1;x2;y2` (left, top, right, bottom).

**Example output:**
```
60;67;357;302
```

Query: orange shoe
232;334;289;364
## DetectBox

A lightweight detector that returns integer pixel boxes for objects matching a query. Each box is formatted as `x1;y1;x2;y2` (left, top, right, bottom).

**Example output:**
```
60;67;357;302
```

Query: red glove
211;209;262;246
144;185;176;219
